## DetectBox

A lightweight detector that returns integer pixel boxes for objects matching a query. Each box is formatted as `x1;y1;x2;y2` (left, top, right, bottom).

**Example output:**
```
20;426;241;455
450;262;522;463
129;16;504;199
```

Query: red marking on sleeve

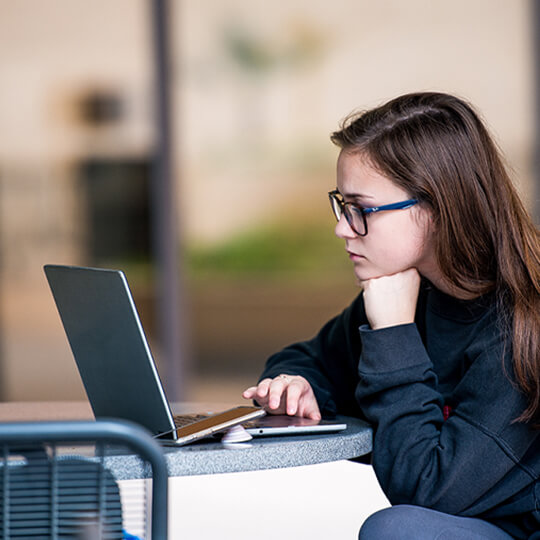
443;405;452;421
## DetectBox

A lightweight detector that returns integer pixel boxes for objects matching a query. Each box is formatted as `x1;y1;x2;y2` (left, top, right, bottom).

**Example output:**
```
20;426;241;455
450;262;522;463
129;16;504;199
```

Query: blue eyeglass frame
328;189;418;236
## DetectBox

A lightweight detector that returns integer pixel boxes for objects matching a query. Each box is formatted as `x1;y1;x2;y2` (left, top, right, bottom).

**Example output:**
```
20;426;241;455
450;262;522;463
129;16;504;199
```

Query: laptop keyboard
173;413;209;427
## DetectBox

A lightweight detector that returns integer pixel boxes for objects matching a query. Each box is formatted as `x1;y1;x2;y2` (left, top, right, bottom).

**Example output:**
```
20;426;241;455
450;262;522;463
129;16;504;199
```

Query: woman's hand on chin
360;268;421;330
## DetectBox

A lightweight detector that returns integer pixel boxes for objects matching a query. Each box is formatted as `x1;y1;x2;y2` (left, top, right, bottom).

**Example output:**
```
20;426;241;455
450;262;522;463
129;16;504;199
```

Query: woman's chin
353;269;380;283
352;266;394;283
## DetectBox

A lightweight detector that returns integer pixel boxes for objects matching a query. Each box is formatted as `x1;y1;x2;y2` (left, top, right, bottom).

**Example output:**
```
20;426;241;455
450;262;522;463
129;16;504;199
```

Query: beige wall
1;1;535;245
177;0;535;242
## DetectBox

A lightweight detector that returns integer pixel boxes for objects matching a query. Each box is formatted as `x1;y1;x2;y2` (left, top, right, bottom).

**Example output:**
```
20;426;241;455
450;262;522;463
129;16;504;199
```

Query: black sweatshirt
260;282;540;539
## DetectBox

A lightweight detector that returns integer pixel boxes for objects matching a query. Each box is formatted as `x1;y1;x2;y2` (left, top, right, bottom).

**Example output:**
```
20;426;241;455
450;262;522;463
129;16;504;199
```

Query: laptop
44;264;346;444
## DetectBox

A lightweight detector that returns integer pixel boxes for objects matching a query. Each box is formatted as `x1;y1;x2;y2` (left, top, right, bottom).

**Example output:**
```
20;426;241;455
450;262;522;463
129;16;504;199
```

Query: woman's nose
334;214;357;239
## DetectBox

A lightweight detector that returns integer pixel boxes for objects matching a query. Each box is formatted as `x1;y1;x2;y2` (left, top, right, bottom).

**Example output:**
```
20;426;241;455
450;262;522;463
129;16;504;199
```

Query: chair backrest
0;419;168;539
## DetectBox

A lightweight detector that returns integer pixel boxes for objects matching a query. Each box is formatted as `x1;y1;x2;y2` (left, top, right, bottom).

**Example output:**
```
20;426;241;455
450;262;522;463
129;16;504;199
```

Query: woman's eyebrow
341;191;376;201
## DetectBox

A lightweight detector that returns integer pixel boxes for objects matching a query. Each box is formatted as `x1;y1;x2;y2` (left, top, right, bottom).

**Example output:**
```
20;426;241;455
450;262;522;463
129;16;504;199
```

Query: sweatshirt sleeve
259;293;366;417
356;323;538;515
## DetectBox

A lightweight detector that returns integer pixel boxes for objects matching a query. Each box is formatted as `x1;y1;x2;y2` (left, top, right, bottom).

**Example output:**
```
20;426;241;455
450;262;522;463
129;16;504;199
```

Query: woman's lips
347;250;365;261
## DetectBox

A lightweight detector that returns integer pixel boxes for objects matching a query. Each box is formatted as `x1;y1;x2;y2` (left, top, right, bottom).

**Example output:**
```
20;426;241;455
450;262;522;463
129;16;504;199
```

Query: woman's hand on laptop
242;375;321;420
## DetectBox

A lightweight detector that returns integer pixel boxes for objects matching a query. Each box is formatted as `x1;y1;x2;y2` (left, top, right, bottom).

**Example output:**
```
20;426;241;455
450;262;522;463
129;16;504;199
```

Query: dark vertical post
533;0;540;225
150;0;187;401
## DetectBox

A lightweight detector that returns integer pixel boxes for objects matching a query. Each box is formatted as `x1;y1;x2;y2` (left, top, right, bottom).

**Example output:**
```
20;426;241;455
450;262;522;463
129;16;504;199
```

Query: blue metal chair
0;419;168;539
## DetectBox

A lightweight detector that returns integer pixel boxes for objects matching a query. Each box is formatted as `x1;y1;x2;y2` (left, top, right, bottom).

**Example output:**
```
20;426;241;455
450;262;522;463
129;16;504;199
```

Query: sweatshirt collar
423;281;495;322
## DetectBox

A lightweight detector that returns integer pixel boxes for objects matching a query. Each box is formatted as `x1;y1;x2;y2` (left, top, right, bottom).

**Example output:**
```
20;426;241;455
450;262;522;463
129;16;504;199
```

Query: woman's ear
413;203;434;227
417;207;436;244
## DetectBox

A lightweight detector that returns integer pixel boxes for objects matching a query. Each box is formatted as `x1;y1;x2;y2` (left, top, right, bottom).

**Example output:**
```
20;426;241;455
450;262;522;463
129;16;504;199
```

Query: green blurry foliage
186;219;350;281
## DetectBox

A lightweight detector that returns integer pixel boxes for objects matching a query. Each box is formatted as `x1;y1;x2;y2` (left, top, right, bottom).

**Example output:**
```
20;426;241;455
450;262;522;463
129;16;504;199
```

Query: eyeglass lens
329;194;367;236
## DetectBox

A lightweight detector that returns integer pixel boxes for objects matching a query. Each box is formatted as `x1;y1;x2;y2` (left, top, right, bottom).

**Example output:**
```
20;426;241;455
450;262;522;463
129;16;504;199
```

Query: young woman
243;92;540;539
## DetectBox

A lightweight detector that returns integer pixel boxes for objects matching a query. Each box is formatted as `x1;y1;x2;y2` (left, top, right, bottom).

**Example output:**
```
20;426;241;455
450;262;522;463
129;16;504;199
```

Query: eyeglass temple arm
362;199;418;214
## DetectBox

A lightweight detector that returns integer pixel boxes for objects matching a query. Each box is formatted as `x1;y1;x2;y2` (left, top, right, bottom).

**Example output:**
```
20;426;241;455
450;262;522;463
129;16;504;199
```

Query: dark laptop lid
44;264;176;437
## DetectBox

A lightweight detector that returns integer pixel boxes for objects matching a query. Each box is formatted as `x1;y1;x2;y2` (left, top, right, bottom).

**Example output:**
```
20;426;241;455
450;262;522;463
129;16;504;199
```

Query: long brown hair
331;92;540;425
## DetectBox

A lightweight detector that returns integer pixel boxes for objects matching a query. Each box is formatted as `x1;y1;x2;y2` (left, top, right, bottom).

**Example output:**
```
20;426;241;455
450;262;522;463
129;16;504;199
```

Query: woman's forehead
337;151;407;198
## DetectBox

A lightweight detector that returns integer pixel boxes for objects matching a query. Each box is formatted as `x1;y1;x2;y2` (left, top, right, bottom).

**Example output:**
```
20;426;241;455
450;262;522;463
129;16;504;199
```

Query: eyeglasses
328;189;418;236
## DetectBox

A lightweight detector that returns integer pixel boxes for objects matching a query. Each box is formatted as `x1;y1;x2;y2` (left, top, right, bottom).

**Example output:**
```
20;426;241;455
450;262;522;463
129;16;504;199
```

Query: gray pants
359;505;514;540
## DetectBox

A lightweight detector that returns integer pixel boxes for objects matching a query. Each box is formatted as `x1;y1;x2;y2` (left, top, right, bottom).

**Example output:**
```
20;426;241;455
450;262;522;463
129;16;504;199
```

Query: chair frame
0;419;168;539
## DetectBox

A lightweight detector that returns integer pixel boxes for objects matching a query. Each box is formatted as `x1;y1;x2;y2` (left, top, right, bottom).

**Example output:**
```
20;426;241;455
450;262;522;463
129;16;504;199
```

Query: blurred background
0;0;538;404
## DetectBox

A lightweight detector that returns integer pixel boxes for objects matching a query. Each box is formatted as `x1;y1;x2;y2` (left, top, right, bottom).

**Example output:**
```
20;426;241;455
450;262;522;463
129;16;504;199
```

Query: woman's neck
419;266;480;301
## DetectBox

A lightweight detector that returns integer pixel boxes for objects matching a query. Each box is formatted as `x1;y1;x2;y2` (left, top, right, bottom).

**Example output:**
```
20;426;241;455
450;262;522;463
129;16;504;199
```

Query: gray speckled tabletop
0;403;372;480
107;416;372;480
